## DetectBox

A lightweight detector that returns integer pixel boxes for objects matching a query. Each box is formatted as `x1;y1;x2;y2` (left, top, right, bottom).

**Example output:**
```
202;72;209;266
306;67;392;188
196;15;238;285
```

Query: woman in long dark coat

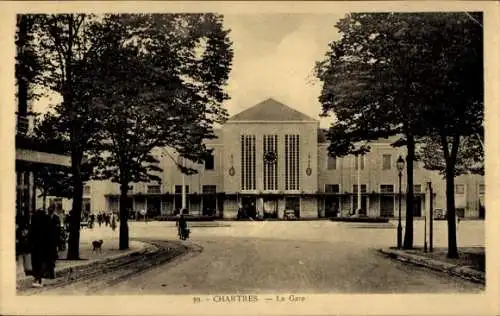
47;207;61;278
28;208;57;287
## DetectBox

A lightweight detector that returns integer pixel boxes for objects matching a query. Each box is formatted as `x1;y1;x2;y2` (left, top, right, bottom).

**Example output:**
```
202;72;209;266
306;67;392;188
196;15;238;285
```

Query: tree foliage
15;15;45;110
22;14;105;259
81;14;233;249
315;13;436;248
315;13;483;254
32;113;95;202
417;13;483;258
419;134;484;177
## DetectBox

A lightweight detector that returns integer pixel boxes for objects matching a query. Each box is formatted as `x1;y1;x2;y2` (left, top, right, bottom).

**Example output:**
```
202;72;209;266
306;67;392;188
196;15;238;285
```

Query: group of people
85;212;117;231
16;207;62;288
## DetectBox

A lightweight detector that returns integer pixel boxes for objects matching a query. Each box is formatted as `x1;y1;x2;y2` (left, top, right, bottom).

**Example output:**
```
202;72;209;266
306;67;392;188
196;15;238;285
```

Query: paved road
41;220;484;295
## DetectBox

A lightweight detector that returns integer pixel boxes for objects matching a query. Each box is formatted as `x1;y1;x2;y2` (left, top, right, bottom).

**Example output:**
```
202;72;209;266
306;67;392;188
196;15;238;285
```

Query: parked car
284;209;296;220
434;209;447;220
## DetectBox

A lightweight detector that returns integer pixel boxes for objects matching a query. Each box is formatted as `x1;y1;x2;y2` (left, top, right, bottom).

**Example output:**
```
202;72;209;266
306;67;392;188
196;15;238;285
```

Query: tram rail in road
19;239;201;296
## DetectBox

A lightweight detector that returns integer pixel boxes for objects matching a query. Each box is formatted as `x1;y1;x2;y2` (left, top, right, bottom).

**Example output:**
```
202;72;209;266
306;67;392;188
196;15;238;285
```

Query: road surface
37;220;484;295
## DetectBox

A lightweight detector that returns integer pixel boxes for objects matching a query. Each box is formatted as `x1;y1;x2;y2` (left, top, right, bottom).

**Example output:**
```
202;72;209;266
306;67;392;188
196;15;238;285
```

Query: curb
379;248;485;285
18;240;193;294
17;242;153;291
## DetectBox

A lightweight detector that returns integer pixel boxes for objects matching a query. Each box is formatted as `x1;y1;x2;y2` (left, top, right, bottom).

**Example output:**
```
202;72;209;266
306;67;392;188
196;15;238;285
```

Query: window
147;185;161;194
380;196;394;217
202;185;217;216
204;152;214;170
380;185;394;193
175;185;190;194
479;184;485;195
241;135;256;190
355;155;365;170
263;135;278;190
83;185;91;196
455;184;465;194
325;184;340;193
202;185;216;194
327;156;336;170
352;184;367;193
83;198;91;214
174;185;190;211
285;197;301;218
285;134;300;190
382;154;391;170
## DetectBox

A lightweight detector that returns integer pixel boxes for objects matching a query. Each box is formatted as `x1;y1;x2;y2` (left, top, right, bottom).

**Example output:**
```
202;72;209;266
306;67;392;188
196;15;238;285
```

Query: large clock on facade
264;151;277;164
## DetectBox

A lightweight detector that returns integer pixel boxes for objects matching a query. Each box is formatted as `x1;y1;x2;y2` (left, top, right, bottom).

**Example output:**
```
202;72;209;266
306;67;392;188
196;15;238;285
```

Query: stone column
257;197;264;218
366;196;370;217
277;198;285;219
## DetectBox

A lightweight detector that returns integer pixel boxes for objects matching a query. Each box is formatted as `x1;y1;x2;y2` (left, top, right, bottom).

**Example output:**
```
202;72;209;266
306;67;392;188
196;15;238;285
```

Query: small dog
92;239;103;253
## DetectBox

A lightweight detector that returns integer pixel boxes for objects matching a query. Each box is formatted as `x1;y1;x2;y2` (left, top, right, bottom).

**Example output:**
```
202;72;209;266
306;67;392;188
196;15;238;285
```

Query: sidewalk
17;235;148;289
380;247;485;284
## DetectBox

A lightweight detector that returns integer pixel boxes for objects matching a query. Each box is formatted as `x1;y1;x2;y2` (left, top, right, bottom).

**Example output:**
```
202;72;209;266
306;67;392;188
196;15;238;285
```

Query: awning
455;199;467;209
16;148;71;167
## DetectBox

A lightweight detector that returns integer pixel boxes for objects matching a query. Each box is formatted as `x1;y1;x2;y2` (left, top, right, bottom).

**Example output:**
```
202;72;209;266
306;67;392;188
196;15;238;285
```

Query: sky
223;14;343;127
33;13;345;128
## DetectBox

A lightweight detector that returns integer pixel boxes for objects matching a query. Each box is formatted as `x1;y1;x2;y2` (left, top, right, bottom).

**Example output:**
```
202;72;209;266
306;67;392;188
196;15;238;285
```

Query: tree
315;13;437;249
419;134;484;177
15;15;44;118
32;113;95;211
27;14;105;259
87;14;233;250
34;166;71;210
315;13;483;256
417;13;483;258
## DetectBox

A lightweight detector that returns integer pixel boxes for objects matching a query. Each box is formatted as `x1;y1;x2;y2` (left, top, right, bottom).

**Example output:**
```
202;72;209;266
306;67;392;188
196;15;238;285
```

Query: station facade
45;98;485;219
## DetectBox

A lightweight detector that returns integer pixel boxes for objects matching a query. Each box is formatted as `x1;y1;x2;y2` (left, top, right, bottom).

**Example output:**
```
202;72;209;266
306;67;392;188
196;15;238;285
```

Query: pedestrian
64;212;70;231
47;207;61;278
140;209;147;223
110;213;117;232
176;210;189;240
104;213;110;227
28;208;57;287
50;209;65;252
97;213;102;227
89;213;95;229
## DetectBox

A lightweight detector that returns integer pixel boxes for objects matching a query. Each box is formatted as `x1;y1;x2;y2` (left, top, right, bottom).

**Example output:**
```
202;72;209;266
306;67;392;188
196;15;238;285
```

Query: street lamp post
357;154;361;216
181;157;186;210
428;182;434;252
396;156;405;249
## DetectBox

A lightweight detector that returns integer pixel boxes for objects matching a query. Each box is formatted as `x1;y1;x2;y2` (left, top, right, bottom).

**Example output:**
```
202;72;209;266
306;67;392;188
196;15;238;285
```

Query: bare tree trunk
67;149;83;259
445;135;460;258
403;133;415;249
65;14;84;260
445;165;458;258
119;182;130;250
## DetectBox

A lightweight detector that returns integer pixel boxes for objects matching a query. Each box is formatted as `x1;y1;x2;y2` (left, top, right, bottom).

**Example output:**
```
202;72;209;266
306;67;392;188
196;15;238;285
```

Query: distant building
42;98;484;219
